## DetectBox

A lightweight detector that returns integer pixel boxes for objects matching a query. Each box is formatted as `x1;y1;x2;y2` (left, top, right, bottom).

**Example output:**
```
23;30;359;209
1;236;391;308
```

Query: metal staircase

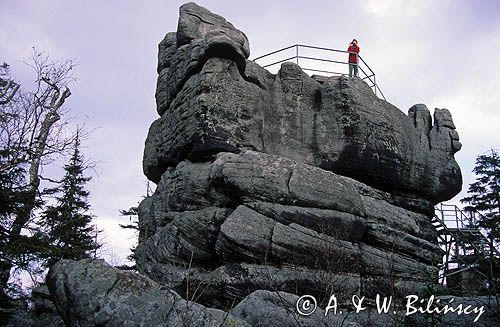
433;204;497;287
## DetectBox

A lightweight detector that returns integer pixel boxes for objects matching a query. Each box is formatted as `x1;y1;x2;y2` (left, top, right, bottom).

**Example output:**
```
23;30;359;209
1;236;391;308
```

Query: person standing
348;39;360;77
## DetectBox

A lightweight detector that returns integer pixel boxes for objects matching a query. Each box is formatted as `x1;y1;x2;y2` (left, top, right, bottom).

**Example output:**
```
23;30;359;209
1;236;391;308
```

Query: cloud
365;0;437;17
95;215;137;266
1;0;499;266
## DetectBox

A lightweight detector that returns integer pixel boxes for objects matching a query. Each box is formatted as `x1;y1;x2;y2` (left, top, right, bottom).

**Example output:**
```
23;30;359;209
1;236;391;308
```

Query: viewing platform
253;44;386;101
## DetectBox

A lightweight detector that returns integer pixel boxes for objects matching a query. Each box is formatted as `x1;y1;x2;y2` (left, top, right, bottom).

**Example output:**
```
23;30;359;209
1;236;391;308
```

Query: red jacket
348;44;360;63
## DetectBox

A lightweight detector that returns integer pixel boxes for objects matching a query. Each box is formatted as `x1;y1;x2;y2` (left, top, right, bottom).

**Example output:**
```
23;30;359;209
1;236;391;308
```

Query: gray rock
246;201;366;242
1;293;65;327
145;56;264;175
146;47;462;202
136;206;231;267
271;222;361;272
364;223;443;264
216;205;360;271
215;150;366;216
143;150;369;215
156;38;210;115
157;32;177;73
216;205;274;263
230;290;409;327
45;258;500;327
359;244;437;280
361;195;437;242
154;2;251;115
32;284;56;315
146;160;233;212
187;263;361;308
39;3;490;326
47;259;249;327
231;292;500;327
405;296;499;327
230;290;337;327
137;150;440;303
176;2;250;58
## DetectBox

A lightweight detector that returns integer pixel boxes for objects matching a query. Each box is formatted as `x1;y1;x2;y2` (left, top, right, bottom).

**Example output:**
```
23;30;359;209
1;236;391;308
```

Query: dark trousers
349;63;358;77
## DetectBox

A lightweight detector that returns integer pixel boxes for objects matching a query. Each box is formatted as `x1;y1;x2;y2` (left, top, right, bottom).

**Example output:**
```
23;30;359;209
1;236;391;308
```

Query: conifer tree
41;136;100;266
461;149;500;295
461;149;500;248
119;206;138;262
1;51;77;292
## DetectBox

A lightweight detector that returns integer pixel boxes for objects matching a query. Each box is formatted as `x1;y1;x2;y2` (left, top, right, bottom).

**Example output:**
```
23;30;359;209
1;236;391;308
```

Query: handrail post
296;45;299;65
254;44;385;100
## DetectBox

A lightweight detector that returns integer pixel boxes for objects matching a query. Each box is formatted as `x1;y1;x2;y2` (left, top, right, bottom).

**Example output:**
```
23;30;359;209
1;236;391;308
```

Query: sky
1;0;499;265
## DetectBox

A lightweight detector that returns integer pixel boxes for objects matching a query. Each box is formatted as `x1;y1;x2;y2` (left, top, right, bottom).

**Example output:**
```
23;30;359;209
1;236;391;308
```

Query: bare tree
0;49;79;292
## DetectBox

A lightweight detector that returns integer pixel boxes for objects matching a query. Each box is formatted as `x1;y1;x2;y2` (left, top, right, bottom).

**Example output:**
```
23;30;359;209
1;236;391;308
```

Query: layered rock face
135;1;463;308
145;3;462;204
44;2;468;325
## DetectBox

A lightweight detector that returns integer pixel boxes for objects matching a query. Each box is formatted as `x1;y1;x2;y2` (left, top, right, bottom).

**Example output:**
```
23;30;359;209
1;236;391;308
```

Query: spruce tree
461;149;500;295
41;136;99;266
119;206;139;263
461;149;500;247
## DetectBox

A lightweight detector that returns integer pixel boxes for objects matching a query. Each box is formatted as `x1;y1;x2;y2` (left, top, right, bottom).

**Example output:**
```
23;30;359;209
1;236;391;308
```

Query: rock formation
47;259;249;326
137;1;462;306
46;2;477;326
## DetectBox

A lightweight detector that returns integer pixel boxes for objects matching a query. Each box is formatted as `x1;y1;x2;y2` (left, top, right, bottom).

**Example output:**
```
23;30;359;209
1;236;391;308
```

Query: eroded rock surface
140;0;460;309
145;7;462;202
46;259;499;327
136;150;442;307
47;259;249;326
47;2;471;326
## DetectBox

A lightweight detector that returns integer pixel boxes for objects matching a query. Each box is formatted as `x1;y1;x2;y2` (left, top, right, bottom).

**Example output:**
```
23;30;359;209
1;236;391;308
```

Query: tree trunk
0;87;70;292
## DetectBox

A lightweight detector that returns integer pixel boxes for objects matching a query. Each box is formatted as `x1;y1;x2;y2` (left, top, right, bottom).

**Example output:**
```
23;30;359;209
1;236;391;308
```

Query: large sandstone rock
47;259;248;326
139;0;462;313
46;2;481;326
135;150;442;305
230;291;499;327
145;30;462;203
155;2;250;116
47;260;499;327
230;290;403;327
230;290;339;326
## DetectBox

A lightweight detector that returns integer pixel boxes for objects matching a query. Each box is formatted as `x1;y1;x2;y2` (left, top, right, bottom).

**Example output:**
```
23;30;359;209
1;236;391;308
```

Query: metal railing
253;44;386;101
435;203;480;230
433;203;498;287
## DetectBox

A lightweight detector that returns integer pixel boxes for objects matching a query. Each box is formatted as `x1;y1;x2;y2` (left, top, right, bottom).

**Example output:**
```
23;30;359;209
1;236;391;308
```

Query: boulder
176;2;250;58
46;259;249;326
230;290;338;327
230;290;403;327
138;0;458;301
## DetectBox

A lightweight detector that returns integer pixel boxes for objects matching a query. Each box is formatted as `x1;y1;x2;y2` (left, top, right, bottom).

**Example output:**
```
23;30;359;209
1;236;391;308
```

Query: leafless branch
0;49;82;291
